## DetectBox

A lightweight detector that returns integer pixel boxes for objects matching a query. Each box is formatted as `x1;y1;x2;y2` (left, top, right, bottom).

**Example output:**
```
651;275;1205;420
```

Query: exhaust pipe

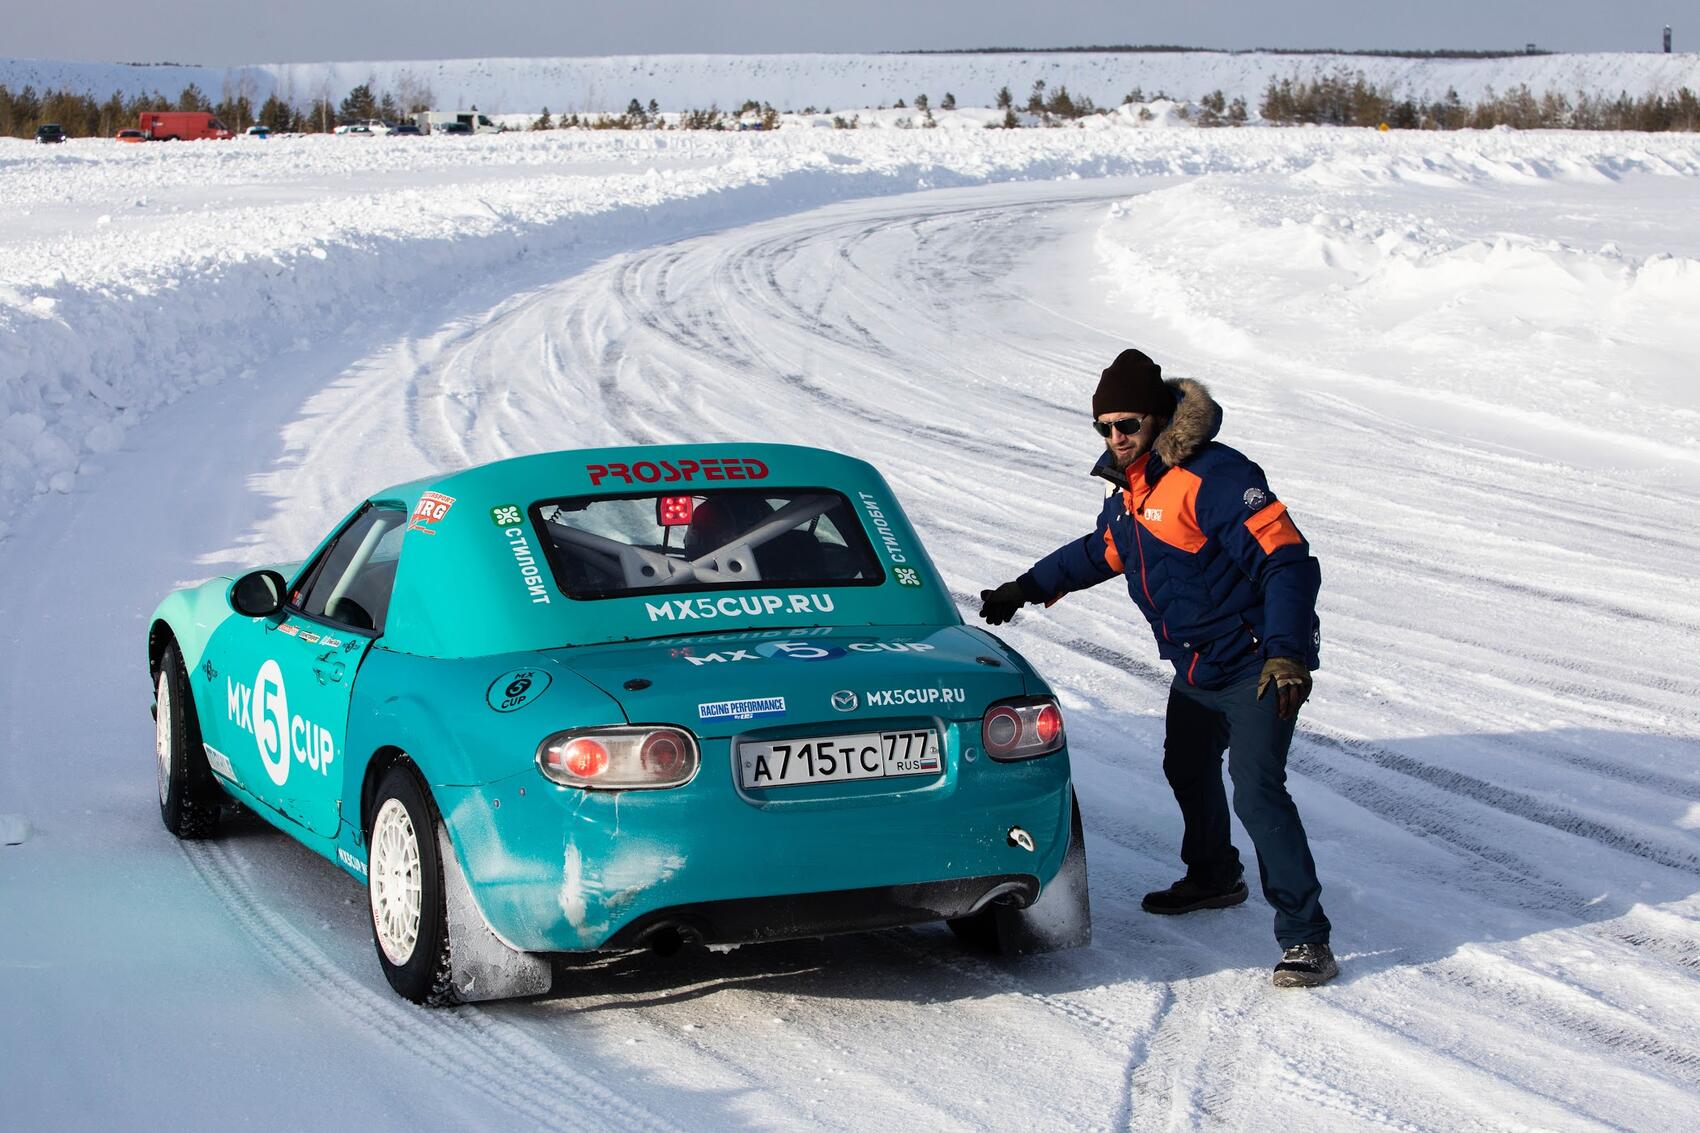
640;922;703;957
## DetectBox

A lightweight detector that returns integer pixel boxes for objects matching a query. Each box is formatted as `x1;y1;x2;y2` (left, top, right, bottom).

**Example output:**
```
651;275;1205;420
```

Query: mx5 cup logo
226;659;336;787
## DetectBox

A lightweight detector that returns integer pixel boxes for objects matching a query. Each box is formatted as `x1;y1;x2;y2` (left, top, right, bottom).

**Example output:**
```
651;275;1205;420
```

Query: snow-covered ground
6;48;1700;115
3;120;1699;1130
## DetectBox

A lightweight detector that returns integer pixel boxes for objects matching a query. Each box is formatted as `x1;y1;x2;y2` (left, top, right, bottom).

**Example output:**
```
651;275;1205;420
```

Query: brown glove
1256;657;1312;721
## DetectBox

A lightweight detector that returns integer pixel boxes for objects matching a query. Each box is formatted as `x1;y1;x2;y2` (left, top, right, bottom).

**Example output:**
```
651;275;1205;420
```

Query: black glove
979;581;1028;625
1256;657;1313;721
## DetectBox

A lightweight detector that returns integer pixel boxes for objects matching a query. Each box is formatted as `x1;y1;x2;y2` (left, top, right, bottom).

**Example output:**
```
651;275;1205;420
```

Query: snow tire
367;765;458;1007
154;642;223;840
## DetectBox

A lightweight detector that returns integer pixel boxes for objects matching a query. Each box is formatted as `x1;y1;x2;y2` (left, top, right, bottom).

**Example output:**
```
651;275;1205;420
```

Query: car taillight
640;730;690;778
981;698;1066;761
537;726;699;790
560;738;609;778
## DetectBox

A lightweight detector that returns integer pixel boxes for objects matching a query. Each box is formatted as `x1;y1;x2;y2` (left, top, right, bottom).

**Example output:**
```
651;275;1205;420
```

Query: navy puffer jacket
1022;379;1321;690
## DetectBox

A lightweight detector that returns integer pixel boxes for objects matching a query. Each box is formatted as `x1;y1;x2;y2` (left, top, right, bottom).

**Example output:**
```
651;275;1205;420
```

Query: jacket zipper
1131;509;1171;642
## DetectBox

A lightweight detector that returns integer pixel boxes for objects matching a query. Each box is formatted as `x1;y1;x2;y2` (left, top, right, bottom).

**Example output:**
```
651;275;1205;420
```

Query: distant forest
4;69;1697;138
0;78;431;138
899;45;1554;59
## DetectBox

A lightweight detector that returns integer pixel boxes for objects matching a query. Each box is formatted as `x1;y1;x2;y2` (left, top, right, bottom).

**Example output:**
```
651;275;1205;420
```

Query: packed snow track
4;158;1699;1132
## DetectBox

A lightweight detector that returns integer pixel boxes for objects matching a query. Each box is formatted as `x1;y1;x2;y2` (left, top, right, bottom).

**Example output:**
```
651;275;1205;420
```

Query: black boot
1140;875;1248;915
1272;942;1339;988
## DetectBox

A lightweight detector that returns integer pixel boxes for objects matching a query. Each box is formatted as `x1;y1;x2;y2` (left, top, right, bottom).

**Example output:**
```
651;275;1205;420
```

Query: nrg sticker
409;490;456;535
487;668;552;712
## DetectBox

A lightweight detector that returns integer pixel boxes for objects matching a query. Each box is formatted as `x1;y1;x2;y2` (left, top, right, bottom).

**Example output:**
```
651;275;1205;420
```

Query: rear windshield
534;489;884;599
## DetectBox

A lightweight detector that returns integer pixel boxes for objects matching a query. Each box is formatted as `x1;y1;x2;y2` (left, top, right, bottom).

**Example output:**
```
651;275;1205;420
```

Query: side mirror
229;569;288;618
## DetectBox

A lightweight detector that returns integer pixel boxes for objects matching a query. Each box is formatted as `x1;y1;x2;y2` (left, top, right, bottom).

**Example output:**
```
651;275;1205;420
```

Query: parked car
243;125;270;138
388;123;422;136
333;123;375;136
433;120;474;136
416;110;503;135
115;129;147;143
147;444;1090;1005
35;124;66;144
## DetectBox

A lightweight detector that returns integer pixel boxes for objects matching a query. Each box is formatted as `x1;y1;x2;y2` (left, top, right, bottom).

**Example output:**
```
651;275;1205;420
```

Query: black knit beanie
1092;349;1175;418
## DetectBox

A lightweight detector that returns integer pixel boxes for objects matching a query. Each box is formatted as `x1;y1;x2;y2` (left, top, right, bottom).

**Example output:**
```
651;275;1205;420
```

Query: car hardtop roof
369;443;882;509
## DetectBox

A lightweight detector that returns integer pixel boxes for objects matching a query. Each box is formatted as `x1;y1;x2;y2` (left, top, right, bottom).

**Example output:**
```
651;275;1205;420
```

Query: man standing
979;348;1336;987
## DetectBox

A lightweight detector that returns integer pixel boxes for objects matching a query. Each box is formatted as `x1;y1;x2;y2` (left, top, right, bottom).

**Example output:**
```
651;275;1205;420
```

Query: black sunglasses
1092;415;1145;438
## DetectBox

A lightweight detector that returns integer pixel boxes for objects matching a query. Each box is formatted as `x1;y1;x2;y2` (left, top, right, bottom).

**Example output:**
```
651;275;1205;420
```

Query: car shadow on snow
208;725;1700;1014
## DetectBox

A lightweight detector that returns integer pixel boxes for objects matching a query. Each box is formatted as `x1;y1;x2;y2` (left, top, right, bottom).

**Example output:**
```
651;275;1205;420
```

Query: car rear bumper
602;874;1039;950
433;741;1073;953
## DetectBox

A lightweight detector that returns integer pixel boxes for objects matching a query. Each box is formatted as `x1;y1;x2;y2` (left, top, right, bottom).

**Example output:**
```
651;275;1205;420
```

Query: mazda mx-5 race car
148;444;1090;1004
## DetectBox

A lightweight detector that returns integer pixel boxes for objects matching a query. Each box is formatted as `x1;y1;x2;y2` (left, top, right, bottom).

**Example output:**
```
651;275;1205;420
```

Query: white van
414;111;503;136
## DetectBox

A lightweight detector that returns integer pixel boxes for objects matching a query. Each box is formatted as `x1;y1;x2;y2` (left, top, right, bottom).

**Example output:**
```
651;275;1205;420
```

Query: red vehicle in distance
137;111;233;140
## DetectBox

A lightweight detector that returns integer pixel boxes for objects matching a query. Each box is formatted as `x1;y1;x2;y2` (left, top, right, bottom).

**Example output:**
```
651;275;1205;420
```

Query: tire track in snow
1022;627;1700;880
555;191;1700;1122
181;839;681;1133
241;177;1700;1127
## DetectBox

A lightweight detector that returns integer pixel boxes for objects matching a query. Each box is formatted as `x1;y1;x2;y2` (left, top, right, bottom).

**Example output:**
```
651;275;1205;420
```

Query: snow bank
1094;171;1700;462
3;127;1699;537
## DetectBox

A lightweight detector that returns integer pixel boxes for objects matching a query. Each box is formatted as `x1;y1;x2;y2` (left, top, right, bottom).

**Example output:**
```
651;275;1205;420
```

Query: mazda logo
830;690;858;712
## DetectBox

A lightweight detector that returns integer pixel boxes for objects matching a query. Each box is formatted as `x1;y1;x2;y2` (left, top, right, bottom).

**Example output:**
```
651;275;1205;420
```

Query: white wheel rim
370;798;423;966
155;670;172;806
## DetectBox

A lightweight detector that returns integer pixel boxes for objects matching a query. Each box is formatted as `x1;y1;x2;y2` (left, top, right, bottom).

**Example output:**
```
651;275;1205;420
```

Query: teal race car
148;444;1090;1004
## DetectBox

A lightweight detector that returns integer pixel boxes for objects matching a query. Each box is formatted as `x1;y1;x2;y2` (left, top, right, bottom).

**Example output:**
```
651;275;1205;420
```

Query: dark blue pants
1163;673;1330;947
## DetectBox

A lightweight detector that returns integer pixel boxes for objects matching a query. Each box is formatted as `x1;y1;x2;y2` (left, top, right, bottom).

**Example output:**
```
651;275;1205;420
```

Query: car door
205;505;405;838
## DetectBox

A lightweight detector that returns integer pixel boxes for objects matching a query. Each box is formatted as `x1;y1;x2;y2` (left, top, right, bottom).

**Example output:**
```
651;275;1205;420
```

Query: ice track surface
4;171;1700;1131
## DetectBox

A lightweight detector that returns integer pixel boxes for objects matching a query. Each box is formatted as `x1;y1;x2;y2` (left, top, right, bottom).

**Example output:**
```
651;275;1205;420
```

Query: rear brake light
560;738;609;778
538;726;699;789
657;495;695;526
981;698;1066;761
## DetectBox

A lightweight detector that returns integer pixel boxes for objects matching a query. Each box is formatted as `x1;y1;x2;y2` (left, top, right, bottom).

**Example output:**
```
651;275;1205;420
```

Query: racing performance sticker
487;668;552;713
699;697;786;722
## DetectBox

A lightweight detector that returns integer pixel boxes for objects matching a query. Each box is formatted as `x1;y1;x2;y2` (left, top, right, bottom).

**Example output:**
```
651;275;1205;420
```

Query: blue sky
8;1;1684;64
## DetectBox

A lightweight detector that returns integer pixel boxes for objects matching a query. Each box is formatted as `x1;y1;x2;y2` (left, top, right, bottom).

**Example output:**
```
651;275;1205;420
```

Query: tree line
7;72;1697;138
1261;70;1700;131
0;77;434;138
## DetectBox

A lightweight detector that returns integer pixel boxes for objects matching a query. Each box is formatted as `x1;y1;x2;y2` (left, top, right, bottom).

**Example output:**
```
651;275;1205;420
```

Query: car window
534;488;883;600
293;506;407;632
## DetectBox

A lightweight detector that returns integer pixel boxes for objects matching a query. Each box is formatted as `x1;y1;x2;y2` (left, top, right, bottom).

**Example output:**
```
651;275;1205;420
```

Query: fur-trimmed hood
1153;378;1221;467
1092;377;1222;488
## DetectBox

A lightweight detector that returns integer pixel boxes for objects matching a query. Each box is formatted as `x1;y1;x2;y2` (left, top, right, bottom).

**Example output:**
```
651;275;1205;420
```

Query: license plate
738;729;941;789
